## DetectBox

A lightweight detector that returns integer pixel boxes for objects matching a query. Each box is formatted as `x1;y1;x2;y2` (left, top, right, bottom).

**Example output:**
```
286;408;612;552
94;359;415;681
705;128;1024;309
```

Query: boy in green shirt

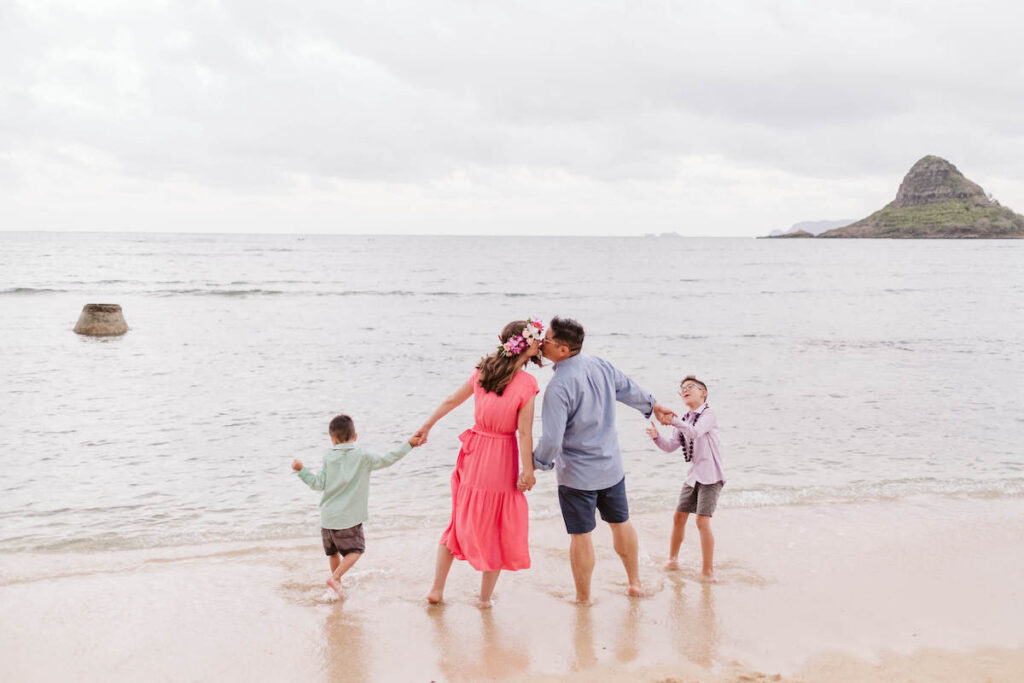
292;414;422;598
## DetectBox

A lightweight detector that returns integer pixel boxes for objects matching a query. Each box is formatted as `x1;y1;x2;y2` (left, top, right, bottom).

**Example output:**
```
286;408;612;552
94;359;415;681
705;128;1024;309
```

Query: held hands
652;403;677;426
291;459;303;471
645;421;660;439
408;433;425;447
517;469;536;492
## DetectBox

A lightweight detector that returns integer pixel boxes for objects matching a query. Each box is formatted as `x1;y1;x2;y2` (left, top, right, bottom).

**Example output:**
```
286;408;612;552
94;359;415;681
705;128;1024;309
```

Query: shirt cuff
533;457;555;471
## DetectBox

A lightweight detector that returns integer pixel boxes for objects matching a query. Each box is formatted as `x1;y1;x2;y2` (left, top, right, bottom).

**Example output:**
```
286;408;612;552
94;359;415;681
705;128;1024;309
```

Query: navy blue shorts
557;477;630;535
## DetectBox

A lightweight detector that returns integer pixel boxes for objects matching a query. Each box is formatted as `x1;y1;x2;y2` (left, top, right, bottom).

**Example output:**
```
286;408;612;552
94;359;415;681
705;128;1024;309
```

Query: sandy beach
3;494;1023;682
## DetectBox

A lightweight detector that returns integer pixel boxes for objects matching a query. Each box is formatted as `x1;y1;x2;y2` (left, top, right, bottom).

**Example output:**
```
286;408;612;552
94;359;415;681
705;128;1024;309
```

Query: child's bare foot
573;594;594;606
426;589;443;605
627;584;645;597
664;558;680;571
477;599;494;609
699;571;717;583
326;577;344;598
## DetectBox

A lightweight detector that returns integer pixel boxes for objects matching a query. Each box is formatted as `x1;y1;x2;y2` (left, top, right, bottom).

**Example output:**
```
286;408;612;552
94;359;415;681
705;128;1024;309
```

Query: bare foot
326;577;343;598
699;571;717;583
664;558;680;571
477;599;494;609
573;595;594;606
426;590;443;605
627;584;645;597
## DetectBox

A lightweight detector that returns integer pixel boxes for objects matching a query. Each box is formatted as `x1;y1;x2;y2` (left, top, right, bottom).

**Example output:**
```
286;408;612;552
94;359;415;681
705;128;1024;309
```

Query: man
530;316;675;603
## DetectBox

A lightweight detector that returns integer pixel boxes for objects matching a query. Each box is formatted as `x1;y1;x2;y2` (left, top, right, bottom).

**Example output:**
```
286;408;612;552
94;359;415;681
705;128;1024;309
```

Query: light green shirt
296;441;412;530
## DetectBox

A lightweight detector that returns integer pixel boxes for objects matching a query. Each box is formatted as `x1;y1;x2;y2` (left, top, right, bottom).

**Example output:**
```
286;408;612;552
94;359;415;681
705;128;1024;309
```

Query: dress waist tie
469;426;516;440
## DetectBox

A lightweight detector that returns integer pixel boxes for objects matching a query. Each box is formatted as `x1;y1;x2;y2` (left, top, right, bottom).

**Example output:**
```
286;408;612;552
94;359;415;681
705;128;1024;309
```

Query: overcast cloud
2;0;1023;235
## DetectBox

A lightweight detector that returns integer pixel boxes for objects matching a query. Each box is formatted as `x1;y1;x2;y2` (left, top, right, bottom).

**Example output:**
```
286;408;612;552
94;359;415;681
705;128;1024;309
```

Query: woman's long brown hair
477;320;542;395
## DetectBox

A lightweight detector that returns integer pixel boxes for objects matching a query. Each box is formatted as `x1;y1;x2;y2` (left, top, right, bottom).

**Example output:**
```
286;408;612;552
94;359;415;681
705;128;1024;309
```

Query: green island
775;156;1024;239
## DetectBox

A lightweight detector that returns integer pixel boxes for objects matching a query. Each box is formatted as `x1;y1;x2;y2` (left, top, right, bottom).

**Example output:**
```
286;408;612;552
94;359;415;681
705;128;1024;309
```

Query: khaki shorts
321;524;365;556
676;482;723;516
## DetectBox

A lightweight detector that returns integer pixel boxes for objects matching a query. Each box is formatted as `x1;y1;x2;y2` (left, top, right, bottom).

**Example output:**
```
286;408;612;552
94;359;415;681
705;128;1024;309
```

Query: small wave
154;288;286;297
0;287;69;295
719;478;1024;509
804;338;917;352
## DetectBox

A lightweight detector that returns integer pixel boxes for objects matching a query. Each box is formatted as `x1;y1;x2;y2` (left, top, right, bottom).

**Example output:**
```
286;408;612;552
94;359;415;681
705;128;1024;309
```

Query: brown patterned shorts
321;524;365;556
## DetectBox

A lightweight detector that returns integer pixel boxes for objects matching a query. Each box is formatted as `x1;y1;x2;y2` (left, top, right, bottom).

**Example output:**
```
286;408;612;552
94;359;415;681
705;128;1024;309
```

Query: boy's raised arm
670;410;717;440
648;422;682;453
366;440;415;471
294;458;328;490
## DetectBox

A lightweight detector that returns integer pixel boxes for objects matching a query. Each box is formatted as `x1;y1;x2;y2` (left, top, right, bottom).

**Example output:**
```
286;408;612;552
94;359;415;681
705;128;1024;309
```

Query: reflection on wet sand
669;578;718;668
7;501;1023;682
324;604;368;682
571;604;597;670
614;599;642;664
428;606;530;681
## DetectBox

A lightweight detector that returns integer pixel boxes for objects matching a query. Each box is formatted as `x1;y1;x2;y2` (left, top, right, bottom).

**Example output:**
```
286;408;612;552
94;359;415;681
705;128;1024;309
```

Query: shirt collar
688;403;708;417
331;442;357;450
553;353;582;371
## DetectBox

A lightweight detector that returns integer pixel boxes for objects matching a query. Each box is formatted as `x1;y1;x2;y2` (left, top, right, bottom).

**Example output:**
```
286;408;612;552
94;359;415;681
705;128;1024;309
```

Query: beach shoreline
3;494;1023;681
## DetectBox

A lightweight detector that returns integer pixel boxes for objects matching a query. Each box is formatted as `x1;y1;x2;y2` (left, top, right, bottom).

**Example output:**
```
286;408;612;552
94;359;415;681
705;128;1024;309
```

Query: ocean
2;232;1023;555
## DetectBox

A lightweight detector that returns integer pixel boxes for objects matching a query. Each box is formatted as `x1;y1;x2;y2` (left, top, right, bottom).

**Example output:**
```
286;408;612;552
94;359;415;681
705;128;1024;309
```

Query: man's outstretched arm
608;360;668;419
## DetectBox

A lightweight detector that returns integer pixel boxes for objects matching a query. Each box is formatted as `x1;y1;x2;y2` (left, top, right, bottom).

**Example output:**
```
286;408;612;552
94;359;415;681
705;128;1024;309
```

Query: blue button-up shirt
533;354;656;490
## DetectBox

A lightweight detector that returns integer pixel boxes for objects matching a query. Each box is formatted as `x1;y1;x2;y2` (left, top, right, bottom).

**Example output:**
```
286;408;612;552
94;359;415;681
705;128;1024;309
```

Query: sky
2;0;1023;236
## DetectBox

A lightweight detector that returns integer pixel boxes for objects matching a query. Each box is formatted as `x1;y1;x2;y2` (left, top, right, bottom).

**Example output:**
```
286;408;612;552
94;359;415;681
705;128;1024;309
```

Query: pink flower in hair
499;316;545;356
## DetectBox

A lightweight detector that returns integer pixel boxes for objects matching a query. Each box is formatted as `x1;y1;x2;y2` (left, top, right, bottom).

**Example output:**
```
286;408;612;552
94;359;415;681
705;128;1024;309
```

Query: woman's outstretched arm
415;377;475;444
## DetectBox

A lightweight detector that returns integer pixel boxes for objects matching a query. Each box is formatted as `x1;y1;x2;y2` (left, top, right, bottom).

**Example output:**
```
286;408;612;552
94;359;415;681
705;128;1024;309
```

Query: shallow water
2;233;1023;552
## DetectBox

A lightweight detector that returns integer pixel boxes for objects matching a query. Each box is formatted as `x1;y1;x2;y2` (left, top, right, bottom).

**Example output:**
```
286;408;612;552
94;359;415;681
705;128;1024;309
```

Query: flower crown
499;318;545;357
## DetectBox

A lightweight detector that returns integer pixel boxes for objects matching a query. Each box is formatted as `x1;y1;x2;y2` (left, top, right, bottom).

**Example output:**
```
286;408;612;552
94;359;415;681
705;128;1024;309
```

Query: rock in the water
74;304;129;336
820;156;1024;238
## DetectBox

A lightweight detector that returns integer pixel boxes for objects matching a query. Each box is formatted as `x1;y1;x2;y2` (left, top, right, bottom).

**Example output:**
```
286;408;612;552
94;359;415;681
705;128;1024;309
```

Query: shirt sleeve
533;380;569;471
607;360;656;418
670;409;718;441
296;460;327;490
365;441;413;471
652;427;682;453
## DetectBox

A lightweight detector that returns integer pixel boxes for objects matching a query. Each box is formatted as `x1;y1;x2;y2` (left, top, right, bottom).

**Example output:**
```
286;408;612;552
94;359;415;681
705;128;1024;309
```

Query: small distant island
768;219;854;238
770;156;1024;239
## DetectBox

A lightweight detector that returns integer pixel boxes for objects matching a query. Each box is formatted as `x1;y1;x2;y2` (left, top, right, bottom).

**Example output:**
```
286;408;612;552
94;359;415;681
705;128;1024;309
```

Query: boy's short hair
681;375;708;393
329;414;355;441
550;316;585;351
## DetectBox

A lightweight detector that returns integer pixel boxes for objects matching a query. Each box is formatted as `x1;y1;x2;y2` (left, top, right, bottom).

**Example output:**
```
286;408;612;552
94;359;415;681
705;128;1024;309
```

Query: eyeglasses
680;383;705;392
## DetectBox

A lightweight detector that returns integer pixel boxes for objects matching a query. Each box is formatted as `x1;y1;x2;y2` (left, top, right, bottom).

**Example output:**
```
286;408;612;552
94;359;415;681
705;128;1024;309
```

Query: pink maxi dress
440;369;538;571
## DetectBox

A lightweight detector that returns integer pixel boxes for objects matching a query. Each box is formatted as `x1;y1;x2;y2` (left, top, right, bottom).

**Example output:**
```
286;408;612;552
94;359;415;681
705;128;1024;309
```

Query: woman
416;318;545;607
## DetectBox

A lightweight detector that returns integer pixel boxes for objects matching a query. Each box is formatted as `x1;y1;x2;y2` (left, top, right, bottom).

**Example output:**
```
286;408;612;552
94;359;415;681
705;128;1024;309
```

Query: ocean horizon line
0;229;758;239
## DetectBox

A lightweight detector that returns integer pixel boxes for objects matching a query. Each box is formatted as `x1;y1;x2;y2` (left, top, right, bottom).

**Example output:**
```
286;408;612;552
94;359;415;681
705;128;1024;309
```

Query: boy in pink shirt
646;375;724;581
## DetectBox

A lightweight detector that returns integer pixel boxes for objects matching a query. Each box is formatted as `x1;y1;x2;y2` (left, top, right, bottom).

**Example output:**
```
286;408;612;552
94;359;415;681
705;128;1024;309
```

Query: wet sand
2;495;1023;681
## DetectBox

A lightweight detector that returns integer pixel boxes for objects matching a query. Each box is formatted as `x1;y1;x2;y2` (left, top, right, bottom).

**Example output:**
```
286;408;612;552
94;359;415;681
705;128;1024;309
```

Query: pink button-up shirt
651;403;725;486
